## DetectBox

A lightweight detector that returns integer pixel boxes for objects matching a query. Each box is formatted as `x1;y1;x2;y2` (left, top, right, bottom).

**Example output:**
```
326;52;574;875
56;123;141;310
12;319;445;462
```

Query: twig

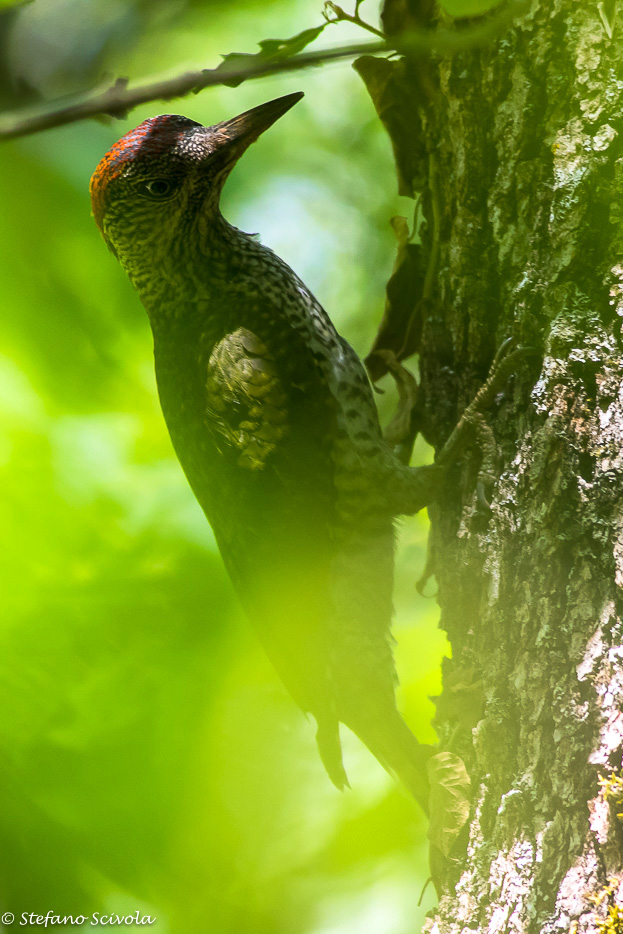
324;2;385;39
0;0;531;142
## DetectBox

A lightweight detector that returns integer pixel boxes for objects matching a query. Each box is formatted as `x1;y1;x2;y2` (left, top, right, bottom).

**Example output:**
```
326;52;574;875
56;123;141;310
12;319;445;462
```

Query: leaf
433;666;486;732
354;55;426;197
381;0;437;35
257;26;327;58
364;215;425;382
438;0;504;17
216;25;327;88
427;752;471;858
0;0;34;8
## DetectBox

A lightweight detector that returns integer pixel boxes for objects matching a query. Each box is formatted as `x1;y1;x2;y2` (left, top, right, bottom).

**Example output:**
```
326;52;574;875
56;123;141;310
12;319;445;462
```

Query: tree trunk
360;1;623;929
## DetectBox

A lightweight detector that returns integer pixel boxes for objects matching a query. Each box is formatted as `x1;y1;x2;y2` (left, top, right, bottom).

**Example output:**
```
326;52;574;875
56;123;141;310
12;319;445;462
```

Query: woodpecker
90;92;461;811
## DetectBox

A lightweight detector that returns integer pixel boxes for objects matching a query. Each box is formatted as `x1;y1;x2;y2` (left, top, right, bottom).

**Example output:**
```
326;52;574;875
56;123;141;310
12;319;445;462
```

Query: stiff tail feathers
316;717;350;790
316;708;431;812
356;710;432;813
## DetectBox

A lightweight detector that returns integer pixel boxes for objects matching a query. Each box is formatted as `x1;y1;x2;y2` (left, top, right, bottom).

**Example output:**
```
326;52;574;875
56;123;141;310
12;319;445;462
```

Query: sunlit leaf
427;751;471;857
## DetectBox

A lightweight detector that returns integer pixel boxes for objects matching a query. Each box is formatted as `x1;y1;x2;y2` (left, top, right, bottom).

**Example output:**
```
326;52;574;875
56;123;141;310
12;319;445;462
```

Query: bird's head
90;91;303;268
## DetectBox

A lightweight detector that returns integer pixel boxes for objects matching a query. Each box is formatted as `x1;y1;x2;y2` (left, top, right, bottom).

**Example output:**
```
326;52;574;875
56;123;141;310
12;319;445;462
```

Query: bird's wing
205;326;290;470
204;324;350;785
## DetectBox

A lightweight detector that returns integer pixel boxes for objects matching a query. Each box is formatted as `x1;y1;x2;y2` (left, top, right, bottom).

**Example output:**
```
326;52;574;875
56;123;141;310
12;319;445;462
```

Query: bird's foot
435;338;535;506
377;350;419;466
380;339;533;518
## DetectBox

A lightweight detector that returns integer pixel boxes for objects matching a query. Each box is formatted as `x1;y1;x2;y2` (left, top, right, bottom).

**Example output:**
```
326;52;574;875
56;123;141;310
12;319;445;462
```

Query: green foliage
0;1;448;931
599;772;623;820
216;25;327;87
587;878;623;931
438;0;504;17
598;906;623;934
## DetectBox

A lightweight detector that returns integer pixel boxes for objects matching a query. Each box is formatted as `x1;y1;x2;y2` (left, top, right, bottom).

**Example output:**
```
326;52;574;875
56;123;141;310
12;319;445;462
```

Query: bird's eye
139;178;176;200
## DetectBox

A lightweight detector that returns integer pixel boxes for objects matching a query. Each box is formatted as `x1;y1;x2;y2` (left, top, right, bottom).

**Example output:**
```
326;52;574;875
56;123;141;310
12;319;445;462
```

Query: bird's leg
378;349;420;466
371;350;445;516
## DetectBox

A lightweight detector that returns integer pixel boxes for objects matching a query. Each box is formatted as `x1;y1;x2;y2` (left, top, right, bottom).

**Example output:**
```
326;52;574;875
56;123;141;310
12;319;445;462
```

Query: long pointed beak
210;91;304;158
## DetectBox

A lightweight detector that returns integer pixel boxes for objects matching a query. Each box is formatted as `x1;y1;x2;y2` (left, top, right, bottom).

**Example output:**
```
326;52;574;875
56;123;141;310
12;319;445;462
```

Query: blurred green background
0;1;449;931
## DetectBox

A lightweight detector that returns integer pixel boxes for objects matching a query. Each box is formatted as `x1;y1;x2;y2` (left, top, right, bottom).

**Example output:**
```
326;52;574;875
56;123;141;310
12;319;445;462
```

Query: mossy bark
360;1;623;929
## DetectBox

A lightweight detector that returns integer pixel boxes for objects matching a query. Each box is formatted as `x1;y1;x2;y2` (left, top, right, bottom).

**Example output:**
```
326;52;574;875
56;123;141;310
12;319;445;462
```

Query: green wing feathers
206;327;289;470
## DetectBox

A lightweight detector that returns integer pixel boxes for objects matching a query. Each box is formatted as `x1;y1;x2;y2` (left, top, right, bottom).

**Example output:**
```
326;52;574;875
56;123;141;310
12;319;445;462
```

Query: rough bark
361;1;623;930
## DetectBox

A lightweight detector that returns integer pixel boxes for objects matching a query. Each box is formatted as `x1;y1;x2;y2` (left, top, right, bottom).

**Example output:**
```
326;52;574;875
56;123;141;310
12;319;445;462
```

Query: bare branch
0;1;530;142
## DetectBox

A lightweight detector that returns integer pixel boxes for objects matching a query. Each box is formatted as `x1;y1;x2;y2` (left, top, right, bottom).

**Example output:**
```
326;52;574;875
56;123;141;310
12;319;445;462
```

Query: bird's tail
346;708;433;814
316;717;350;791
